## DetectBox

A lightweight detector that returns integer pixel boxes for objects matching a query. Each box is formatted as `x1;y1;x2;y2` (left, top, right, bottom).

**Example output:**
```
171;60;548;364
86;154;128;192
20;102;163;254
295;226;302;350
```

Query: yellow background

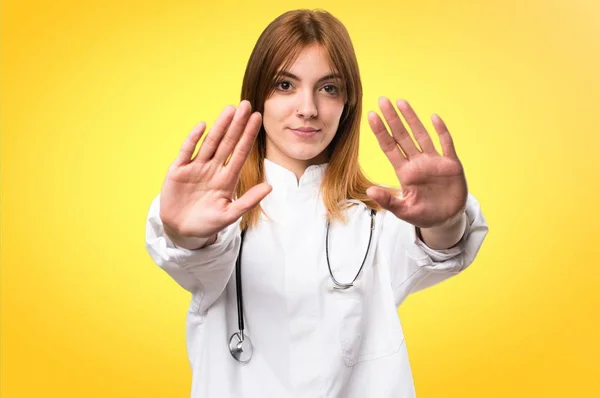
2;0;599;396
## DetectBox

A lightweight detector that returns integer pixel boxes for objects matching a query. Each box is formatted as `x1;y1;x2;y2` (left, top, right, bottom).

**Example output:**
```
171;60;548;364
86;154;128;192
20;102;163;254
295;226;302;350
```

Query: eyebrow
277;71;343;84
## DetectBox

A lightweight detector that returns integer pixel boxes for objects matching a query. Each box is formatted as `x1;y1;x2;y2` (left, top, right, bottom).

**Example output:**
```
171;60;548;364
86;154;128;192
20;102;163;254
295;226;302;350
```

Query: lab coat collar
264;158;328;190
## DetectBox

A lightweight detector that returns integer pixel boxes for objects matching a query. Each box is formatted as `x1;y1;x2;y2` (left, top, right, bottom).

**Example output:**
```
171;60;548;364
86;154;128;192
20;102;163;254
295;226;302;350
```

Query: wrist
417;211;467;250
163;224;217;250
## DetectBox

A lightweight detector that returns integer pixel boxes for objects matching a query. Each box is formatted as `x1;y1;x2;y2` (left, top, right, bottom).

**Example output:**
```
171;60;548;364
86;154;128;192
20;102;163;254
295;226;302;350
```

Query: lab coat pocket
331;278;405;367
335;289;364;367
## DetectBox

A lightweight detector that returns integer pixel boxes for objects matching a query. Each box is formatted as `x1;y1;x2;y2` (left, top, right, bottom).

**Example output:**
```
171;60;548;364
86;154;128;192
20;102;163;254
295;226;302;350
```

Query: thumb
366;186;408;218
226;182;272;220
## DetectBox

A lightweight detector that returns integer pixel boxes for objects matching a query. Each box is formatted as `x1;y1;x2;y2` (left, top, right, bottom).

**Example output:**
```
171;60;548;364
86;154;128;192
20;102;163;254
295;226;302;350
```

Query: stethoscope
228;209;377;363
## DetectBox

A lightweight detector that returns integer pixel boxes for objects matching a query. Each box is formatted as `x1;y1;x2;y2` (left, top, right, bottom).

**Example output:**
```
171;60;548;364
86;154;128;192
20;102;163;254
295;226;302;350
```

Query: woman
146;8;488;398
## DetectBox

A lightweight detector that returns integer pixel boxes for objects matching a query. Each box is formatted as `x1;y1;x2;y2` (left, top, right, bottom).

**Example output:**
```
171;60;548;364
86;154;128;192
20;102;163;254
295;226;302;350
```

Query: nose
296;91;318;119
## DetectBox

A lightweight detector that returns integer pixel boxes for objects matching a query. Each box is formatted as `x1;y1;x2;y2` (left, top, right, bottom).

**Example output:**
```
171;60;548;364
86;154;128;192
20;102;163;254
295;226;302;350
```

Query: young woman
145;8;488;398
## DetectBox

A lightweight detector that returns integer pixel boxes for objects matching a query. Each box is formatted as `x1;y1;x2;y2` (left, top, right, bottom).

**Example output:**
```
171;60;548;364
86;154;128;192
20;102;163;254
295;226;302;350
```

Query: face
262;44;346;175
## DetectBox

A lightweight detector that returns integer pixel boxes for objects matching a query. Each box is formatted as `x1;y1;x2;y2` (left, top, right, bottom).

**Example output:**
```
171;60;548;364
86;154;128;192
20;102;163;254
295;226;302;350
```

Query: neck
265;152;328;182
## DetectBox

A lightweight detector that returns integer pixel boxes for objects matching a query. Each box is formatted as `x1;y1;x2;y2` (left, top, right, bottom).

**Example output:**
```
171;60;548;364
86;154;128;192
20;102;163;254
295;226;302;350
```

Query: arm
365;97;489;304
145;194;241;313
380;193;488;306
145;102;270;312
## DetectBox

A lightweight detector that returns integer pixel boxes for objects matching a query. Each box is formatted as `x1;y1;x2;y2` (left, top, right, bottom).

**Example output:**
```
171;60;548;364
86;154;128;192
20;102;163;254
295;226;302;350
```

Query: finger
396;99;437;154
225;182;272;222
212;100;253;164
225;111;263;175
378;97;419;157
174;122;206;166
367;111;407;169
432;114;458;159
366;186;409;218
195;105;237;162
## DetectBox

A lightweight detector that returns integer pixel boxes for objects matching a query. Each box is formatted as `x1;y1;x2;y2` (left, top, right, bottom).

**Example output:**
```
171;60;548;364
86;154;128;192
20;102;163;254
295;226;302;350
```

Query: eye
275;81;293;91
322;84;339;95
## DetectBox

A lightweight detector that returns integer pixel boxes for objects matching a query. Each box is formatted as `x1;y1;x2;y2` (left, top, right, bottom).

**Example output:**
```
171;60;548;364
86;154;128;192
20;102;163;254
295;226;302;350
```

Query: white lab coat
145;159;488;398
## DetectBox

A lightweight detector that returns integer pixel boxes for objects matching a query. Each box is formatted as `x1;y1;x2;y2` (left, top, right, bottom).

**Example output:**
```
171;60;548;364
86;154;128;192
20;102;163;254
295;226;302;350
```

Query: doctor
146;8;488;398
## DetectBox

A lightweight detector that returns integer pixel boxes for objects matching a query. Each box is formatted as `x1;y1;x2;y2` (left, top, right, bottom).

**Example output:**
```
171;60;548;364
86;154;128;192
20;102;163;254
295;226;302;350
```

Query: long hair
237;9;382;230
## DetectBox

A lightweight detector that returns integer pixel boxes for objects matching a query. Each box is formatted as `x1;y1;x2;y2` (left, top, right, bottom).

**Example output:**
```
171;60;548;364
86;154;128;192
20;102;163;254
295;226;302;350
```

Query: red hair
237;9;381;230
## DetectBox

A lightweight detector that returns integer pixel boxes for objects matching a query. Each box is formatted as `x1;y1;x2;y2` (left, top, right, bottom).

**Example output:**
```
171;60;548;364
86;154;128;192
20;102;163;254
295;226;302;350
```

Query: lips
291;127;320;132
289;127;321;138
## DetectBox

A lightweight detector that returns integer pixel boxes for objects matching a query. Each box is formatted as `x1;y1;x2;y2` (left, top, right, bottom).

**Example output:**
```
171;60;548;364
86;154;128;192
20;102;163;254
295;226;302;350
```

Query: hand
366;97;468;229
159;100;272;246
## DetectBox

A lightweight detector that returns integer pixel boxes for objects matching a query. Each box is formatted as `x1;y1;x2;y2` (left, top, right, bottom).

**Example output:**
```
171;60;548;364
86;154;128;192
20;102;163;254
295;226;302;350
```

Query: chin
286;148;328;163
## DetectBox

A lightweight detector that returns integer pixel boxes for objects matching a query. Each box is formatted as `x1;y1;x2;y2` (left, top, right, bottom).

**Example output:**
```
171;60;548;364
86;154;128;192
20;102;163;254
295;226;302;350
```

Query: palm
367;98;468;228
161;160;236;237
159;101;271;239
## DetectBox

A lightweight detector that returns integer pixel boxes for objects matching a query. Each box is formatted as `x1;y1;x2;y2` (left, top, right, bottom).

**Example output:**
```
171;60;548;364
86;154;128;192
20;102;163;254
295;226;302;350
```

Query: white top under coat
145;159;488;398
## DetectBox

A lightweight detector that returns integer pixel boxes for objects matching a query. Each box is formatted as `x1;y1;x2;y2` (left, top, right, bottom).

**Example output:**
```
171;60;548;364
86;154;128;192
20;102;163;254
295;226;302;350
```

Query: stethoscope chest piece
229;332;253;363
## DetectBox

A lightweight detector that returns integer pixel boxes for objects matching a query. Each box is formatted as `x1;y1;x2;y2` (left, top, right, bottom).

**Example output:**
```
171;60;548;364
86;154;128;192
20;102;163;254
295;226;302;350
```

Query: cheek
262;100;274;124
264;99;293;127
262;104;277;136
323;103;345;130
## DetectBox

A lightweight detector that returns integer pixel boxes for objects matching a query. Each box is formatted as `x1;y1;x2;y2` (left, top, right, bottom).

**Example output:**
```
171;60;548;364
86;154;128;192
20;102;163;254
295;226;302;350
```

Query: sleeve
379;193;489;306
144;194;241;313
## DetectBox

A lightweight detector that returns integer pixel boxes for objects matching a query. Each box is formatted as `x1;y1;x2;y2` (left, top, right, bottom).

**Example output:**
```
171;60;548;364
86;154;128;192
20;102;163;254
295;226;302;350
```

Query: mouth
290;129;321;138
291;126;320;132
289;127;321;137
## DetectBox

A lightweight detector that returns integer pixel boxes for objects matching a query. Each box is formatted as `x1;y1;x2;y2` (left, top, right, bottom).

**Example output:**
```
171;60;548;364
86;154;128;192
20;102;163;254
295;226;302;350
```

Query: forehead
279;44;340;79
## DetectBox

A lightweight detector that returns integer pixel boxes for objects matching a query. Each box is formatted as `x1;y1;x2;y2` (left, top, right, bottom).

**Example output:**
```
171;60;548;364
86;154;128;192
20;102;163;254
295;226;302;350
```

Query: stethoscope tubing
229;209;376;362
